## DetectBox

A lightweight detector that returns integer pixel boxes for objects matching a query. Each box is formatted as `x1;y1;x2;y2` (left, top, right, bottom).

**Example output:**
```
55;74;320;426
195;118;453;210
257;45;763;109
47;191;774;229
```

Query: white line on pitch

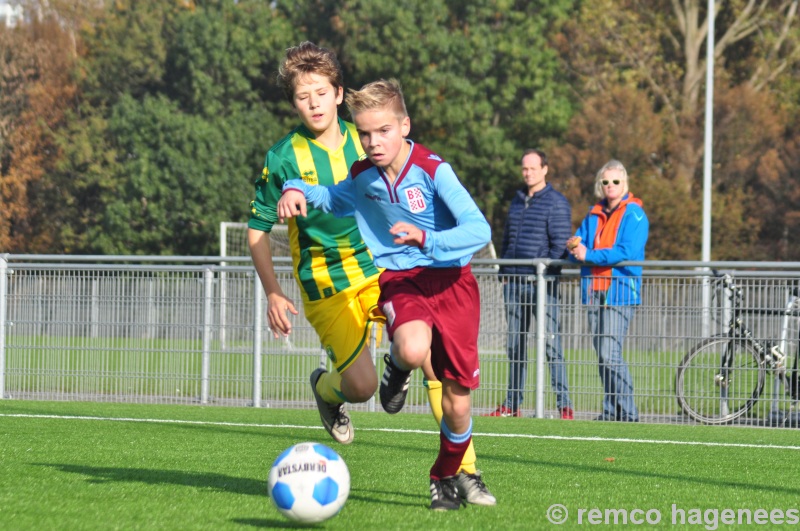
3;413;800;451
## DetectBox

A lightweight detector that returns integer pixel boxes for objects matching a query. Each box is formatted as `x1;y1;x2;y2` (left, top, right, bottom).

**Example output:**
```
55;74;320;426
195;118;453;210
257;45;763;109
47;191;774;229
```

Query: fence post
534;261;547;419
0;257;7;399
219;269;228;351
701;273;712;338
201;268;213;404
252;272;263;408
722;277;732;334
91;278;99;338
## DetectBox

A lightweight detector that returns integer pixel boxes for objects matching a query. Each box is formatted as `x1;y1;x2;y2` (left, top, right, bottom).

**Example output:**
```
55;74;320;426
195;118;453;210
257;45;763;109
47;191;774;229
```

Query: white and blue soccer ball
267;442;350;524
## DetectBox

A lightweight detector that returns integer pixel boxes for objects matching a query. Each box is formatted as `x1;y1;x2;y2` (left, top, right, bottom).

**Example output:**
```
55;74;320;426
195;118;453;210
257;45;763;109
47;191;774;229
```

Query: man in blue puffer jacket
486;149;574;419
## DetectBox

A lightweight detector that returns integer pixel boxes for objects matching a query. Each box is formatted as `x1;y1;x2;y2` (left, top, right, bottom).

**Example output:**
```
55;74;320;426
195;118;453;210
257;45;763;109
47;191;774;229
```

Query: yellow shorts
303;275;384;374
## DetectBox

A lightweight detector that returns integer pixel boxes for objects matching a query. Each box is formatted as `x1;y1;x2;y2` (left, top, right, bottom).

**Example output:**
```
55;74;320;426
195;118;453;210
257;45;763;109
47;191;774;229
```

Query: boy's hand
389;221;424;248
277;190;307;222
266;291;298;338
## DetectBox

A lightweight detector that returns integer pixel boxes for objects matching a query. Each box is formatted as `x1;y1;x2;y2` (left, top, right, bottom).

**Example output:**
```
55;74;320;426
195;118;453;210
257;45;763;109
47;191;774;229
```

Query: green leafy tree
321;0;576;244
5;0;578;254
52;0;298;254
87;94;253;255
164;0;297;117
51;110;119;253
77;0;188;106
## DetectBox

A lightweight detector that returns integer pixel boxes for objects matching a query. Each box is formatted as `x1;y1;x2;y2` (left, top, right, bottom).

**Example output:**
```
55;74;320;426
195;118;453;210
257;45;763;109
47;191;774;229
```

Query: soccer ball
267;442;350;524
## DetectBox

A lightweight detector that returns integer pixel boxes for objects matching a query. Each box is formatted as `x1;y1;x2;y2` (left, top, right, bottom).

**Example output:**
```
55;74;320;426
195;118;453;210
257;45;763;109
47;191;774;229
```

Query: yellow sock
424;379;477;475
425;379;444;422
316;369;346;404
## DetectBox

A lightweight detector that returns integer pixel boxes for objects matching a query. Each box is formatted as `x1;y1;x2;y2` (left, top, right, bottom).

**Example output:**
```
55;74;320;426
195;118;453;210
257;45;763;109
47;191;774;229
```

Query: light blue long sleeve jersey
282;140;491;271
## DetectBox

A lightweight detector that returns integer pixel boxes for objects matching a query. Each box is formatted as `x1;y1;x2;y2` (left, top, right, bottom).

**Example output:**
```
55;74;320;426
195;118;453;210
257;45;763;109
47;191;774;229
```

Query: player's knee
447;397;471;421
442;382;472;421
394;343;428;368
344;372;378;403
347;386;375;403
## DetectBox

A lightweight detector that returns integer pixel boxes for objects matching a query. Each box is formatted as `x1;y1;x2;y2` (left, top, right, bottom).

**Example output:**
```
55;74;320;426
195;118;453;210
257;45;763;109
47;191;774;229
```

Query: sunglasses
601;179;621;186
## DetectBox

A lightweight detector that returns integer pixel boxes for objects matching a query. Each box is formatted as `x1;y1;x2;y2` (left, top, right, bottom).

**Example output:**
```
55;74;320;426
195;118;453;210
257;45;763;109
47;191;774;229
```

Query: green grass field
2;400;800;530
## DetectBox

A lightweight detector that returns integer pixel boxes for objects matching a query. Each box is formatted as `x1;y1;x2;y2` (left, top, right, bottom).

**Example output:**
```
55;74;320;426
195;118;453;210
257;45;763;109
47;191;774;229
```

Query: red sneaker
560;407;574;420
484;405;521;417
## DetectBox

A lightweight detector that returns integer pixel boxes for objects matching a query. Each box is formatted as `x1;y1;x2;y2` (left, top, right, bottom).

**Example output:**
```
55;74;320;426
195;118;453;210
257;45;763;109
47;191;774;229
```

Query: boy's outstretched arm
248;228;298;338
279;178;355;219
277;189;308;222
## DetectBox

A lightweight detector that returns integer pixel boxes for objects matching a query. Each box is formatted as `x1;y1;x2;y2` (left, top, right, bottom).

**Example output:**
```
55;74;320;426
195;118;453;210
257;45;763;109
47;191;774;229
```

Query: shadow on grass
232;489;427;528
31;464;424;508
33;463;266;496
348;488;425;507
232;518;313;528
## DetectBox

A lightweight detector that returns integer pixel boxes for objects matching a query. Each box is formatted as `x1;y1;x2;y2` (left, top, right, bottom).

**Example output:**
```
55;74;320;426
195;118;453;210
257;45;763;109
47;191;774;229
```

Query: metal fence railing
2;255;800;427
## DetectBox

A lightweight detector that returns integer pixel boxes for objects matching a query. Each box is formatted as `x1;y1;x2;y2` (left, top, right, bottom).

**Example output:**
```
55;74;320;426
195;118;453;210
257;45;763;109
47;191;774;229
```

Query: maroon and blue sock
430;418;472;480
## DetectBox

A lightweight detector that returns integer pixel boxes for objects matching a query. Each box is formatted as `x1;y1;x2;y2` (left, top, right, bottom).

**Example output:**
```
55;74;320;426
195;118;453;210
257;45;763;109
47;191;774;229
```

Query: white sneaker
310;368;353;444
455;471;496;506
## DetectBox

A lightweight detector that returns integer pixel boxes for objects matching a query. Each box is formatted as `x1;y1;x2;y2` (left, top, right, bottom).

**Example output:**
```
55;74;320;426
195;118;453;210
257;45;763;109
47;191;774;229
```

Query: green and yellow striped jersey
248;117;380;302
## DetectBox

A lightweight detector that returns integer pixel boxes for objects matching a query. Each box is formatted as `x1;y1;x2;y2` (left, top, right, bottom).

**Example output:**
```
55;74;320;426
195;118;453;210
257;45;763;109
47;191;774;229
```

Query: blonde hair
594;159;630;199
345;78;408;120
277;41;343;102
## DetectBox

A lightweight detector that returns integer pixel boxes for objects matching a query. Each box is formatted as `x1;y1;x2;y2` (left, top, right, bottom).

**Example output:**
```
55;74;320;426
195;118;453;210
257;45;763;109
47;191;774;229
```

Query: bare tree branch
749;0;799;87
672;0;687;34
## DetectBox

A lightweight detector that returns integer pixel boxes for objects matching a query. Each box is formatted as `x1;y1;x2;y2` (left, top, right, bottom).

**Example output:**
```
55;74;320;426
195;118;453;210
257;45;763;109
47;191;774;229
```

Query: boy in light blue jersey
281;141;488;270
278;78;494;511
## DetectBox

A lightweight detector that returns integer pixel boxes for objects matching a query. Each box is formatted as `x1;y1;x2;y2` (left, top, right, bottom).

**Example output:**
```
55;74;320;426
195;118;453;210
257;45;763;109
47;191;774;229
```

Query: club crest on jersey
301;169;318;184
404;187;426;213
325;344;337;364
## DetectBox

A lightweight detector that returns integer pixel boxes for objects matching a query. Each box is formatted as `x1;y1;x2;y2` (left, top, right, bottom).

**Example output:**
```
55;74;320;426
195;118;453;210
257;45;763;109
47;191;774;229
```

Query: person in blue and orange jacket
567;159;649;422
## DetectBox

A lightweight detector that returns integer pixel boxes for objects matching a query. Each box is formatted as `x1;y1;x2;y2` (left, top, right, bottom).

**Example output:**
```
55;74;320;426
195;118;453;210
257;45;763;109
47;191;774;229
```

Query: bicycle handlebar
717;273;744;304
711;270;800;314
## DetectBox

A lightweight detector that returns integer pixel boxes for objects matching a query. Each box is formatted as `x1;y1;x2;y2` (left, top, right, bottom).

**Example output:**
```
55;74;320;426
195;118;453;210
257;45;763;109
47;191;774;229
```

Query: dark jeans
587;291;639;421
503;281;571;411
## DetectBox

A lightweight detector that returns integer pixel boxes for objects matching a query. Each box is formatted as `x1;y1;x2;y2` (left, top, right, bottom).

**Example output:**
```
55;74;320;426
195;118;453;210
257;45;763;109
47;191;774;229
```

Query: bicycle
675;273;800;425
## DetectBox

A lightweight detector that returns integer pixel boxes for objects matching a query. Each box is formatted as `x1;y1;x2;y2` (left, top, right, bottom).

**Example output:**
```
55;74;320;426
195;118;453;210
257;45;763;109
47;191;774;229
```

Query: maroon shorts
378;266;480;390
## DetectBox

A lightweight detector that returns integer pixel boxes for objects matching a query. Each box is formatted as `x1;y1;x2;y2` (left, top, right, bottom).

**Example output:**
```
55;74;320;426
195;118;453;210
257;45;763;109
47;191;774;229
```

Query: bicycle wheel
676;337;765;424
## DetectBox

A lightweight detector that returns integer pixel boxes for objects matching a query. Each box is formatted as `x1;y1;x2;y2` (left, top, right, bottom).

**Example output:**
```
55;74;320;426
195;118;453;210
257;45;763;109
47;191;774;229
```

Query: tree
555;0;800;259
773;129;800;259
164;0;297;117
51;0;297;254
0;16;78;252
564;0;799;189
3;0;580;254
77;0;189;106
319;0;576;245
83;95;252;254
